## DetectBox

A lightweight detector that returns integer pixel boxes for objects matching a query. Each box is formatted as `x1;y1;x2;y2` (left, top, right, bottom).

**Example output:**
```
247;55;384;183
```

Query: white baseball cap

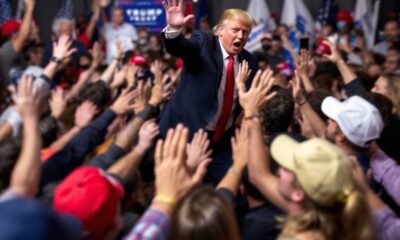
321;96;383;147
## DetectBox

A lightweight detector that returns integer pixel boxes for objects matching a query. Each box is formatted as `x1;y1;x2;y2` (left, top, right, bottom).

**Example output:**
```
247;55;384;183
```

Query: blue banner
119;0;166;33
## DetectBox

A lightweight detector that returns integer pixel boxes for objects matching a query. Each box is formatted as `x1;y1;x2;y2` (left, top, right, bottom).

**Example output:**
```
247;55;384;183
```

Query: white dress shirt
164;26;239;131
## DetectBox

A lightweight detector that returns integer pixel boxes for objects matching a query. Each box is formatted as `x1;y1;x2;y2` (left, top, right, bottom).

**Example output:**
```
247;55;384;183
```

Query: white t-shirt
102;23;138;63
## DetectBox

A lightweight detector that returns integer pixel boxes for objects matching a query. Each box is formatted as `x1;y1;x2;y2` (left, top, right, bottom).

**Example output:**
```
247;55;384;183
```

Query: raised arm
291;71;326;138
107;120;159;181
9;75;42;197
296;49;315;93
161;0;202;59
323;40;357;85
49;101;98;151
41;35;77;82
236;62;289;212
12;0;35;53
216;124;249;196
100;40;122;84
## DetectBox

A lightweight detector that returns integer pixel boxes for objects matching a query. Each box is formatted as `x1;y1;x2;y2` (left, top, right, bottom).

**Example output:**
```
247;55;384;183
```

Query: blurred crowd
0;0;400;239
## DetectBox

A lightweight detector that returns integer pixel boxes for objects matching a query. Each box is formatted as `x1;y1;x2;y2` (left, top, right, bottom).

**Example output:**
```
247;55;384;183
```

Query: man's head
52;18;75;38
111;7;125;27
383;20;400;43
321;96;384;148
261;86;294;134
383;48;400;73
53;167;125;239
271;135;353;207
217;9;252;56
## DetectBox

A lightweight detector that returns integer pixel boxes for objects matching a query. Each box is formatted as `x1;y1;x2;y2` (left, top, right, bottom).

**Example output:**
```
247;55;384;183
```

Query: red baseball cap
336;10;353;25
315;38;332;56
53;167;124;238
1;19;21;37
129;55;147;66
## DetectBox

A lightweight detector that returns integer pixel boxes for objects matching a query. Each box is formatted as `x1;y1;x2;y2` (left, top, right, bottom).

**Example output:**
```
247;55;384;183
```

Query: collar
218;39;238;62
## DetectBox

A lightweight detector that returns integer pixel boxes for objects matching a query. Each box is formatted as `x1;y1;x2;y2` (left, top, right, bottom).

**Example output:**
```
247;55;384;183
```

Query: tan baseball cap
270;135;353;207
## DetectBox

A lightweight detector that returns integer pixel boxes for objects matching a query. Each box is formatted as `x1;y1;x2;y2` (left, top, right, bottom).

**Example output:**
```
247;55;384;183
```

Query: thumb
184;14;195;24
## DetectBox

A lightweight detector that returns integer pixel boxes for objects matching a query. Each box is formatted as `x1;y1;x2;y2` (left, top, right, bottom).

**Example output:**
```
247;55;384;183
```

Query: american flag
316;0;338;29
0;0;12;25
56;0;74;19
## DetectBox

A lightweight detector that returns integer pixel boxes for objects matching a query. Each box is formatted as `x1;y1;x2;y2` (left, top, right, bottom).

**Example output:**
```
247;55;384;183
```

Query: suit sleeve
161;31;204;61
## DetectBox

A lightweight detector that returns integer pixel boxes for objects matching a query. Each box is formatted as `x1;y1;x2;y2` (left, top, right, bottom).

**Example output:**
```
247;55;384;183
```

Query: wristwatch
50;56;62;64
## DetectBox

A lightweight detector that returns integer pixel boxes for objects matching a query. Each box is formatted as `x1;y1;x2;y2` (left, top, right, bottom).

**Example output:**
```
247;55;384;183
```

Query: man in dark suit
159;0;257;184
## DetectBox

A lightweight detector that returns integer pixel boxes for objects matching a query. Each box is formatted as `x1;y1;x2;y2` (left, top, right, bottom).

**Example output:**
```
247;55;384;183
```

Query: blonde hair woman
270;135;373;240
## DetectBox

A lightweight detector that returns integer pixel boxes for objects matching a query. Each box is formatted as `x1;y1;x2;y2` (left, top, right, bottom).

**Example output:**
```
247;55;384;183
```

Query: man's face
218;18;250;55
383;52;400;73
112;9;125;26
384;21;400;42
277;167;297;201
325;119;339;143
59;22;73;37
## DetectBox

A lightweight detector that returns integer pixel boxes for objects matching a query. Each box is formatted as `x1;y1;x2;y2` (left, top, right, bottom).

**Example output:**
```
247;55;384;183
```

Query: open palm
162;0;194;29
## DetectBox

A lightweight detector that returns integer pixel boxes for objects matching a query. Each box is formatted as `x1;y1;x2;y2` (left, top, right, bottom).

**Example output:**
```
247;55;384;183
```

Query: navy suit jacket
159;30;257;138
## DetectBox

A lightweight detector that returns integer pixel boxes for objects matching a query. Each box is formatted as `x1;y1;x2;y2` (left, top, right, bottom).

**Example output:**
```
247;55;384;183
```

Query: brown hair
169;186;240;240
217;9;253;29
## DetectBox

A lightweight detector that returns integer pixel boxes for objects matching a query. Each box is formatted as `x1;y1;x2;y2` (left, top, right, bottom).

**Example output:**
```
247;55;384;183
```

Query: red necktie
213;55;235;142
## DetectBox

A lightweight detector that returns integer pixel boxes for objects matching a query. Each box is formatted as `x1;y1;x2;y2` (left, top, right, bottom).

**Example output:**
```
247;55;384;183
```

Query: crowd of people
0;0;400;239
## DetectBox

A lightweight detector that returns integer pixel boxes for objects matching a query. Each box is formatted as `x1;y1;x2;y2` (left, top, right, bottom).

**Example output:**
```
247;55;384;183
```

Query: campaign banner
118;0;166;33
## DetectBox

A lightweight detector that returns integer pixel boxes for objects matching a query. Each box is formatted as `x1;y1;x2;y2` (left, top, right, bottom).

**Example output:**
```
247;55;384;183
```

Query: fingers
162;0;168;11
192;159;211;185
184;15;195;25
250;69;262;89
176;127;189;164
155;139;164;168
163;127;175;158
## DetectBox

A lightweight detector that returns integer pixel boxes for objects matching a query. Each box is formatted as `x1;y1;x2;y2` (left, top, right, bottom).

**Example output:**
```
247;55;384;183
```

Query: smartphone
299;37;309;50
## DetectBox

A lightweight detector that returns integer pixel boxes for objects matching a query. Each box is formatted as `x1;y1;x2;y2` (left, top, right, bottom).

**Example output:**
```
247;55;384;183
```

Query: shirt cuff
163;25;182;39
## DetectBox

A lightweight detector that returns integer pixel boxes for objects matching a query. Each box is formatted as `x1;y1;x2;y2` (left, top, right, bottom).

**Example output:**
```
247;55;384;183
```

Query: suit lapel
213;36;224;88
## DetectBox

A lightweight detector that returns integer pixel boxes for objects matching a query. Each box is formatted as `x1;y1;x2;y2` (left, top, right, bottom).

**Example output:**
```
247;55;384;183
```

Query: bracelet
244;114;261;121
228;167;241;178
153;194;176;206
135;104;159;121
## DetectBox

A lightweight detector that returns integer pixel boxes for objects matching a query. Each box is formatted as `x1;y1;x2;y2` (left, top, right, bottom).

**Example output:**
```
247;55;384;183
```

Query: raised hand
74;101;99;128
296;49;312;77
186;129;212;171
53;35;77;60
162;0;194;30
237;62;277;116
111;66;128;89
231;122;250;171
24;0;35;10
137;119;160;151
115;38;124;60
149;61;174;106
127;63;138;86
110;88;137;115
10;75;43;121
49;87;67;119
132;81;151;113
155;124;210;201
290;70;305;104
323;40;343;64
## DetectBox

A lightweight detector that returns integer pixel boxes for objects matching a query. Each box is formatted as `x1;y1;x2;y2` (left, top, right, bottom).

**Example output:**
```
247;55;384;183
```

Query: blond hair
278;178;373;240
381;73;400;115
217;9;253;29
